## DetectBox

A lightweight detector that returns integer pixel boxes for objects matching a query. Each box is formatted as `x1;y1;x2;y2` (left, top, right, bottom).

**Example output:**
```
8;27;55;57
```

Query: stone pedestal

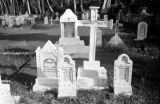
33;78;58;92
77;61;108;89
114;83;132;95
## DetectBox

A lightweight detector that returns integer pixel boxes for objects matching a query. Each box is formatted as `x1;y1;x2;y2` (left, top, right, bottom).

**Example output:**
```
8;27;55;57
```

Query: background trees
0;0;159;16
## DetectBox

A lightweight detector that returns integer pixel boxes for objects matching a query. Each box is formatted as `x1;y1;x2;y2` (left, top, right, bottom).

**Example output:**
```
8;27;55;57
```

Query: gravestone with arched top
114;54;133;95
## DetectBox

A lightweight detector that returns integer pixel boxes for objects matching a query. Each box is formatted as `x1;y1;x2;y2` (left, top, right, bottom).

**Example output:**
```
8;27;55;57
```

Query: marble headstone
114;54;133;95
33;40;64;92
44;16;49;24
0;75;15;104
58;55;76;98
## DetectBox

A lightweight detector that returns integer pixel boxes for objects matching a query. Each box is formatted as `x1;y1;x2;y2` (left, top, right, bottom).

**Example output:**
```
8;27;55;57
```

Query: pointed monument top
60;9;77;22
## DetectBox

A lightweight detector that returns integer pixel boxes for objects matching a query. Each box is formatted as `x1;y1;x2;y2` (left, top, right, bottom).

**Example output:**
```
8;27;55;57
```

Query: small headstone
8;16;14;27
114;54;133;95
104;15;108;22
58;55;76;98
31;17;35;25
0;75;15;104
107;19;113;29
96;28;102;47
81;11;89;20
33;40;64;92
44;16;49;24
55;12;60;22
136;21;148;40
50;17;53;25
1;20;6;26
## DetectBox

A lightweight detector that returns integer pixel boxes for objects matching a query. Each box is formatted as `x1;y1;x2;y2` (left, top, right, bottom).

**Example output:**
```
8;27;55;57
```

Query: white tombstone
56;9;89;58
104;15;108;22
33;40;64;92
114;54;133;95
136;21;148;40
0;75;15;104
31;17;35;25
50;17;53;25
108;20;124;47
58;55;76;98
44;16;49;24
8;16;14;27
107;19;113;29
96;28;102;47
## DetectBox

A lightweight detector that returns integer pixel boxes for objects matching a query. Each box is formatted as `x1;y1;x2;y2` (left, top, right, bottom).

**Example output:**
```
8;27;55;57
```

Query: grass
0;25;160;104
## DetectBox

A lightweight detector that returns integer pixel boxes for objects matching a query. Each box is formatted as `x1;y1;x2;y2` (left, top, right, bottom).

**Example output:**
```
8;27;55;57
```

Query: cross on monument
77;6;113;67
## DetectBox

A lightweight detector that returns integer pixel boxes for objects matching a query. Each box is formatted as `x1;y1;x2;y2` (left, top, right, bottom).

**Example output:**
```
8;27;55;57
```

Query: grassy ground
0;23;159;104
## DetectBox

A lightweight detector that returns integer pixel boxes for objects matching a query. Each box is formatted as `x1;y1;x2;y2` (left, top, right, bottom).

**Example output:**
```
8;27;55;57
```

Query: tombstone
77;25;108;90
114;54;133;95
104;15;108;22
55;12;60;22
107;19;113;29
108;20;125;47
56;9;89;58
1;20;6;26
33;40;64;92
31;17;35;25
44;16;49;24
50;17;53;25
96;28;102;47
8;16;15;27
136;21;148;40
58;55;76;98
0;75;15;104
82;11;90;20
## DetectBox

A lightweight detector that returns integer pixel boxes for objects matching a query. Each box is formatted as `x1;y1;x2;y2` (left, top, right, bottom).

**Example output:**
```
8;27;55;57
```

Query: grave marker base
114;85;132;95
58;86;76;98
33;78;58;92
77;62;108;90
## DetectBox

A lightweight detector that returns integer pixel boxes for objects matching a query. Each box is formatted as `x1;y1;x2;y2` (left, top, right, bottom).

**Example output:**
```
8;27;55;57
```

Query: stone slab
59;38;85;46
84;61;100;69
114;85;132;95
55;44;89;58
77;66;108;90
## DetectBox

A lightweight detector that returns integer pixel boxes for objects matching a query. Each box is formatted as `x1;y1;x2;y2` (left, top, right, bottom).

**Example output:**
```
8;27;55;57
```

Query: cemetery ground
0;23;159;104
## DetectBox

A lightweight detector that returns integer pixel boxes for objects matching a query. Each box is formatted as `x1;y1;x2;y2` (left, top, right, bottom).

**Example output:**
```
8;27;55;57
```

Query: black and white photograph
0;0;159;104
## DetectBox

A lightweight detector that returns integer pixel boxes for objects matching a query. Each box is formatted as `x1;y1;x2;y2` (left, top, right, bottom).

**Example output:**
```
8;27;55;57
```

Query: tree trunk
38;0;41;14
41;0;45;14
80;0;83;12
27;0;31;14
46;0;54;13
102;0;107;12
73;0;77;14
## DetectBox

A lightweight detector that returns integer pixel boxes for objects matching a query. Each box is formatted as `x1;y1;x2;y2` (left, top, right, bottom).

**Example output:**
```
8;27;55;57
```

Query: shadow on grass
0;33;60;42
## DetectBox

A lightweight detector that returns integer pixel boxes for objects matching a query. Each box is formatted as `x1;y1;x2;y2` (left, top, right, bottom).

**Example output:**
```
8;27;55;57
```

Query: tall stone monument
77;6;111;89
56;9;89;58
